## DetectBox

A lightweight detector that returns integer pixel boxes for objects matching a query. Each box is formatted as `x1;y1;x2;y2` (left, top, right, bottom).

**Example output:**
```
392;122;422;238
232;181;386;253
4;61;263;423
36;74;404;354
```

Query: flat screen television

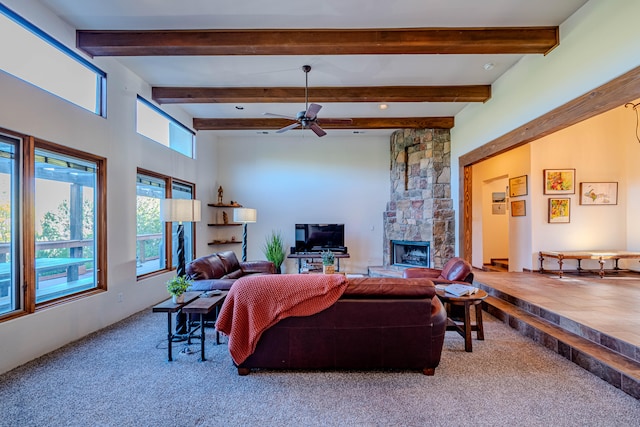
295;224;345;253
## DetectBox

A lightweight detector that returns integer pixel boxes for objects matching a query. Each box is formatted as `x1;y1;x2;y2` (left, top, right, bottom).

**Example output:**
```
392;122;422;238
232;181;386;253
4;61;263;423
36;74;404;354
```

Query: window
0;4;106;116
136;170;197;278
136;172;167;277
0;129;106;320
34;145;103;305
136;96;195;158
170;181;196;270
0;134;18;316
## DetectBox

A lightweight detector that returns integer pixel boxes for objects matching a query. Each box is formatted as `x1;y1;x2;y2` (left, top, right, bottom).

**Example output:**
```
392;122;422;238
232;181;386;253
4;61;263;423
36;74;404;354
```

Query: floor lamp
233;208;257;262
160;199;201;277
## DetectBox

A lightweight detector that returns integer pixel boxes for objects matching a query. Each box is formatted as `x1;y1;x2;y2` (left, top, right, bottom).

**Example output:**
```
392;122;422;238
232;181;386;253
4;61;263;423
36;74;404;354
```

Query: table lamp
160;199;201;277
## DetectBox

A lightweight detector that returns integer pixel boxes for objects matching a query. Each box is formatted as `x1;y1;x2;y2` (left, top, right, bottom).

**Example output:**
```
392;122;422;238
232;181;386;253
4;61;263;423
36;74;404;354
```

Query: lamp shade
160;199;201;223
233;207;257;223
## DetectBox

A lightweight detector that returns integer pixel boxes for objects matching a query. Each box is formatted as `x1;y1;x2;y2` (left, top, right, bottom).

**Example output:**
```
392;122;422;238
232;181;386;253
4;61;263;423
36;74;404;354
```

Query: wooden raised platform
474;270;640;399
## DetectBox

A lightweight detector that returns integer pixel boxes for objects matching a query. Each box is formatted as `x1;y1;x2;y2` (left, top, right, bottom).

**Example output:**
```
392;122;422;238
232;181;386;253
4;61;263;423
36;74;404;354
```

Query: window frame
0;128;107;322
136;168;197;280
30;138;107;310
0;4;107;117
136;96;195;158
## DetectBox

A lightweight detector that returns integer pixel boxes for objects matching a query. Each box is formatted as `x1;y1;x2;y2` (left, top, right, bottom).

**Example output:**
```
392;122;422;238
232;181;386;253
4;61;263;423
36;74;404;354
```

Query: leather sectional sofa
185;250;275;291
235;276;447;376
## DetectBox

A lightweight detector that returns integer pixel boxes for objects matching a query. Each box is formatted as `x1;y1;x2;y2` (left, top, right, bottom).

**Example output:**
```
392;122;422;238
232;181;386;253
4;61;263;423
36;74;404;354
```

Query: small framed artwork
580;182;618;205
509;175;528;197
492;203;506;215
548;198;571;223
543;169;575;194
492;192;506;203
511;200;526;217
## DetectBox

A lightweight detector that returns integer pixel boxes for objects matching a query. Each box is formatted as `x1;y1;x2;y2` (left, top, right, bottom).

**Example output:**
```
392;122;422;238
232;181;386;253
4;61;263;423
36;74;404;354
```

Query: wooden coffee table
182;291;228;361
152;291;202;361
436;288;488;352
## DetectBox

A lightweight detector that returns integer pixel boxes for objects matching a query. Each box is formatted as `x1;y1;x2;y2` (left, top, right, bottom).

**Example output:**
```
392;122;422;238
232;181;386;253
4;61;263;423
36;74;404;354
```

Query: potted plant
166;275;191;303
262;230;286;274
321;249;335;274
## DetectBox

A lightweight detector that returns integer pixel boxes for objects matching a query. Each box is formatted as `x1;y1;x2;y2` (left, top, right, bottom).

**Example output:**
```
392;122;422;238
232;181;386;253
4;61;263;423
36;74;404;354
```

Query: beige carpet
1;307;639;426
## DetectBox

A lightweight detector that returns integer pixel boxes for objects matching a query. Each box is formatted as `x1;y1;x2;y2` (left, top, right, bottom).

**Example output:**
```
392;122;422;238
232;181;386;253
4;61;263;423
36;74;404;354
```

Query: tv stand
287;252;350;273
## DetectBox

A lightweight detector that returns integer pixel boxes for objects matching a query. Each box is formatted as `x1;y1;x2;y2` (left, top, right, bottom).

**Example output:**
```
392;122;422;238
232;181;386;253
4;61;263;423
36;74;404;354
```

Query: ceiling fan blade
309;123;327;137
264;112;297;120
276;122;301;133
306;103;322;119
318;118;353;125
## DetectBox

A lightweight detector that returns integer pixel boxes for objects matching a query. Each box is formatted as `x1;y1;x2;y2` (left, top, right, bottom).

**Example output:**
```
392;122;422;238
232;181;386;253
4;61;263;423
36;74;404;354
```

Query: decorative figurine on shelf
222;211;229;224
217;186;224;204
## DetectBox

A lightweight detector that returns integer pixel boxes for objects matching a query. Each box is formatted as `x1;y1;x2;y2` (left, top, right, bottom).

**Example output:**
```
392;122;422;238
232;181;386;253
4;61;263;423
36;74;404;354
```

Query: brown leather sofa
236;276;447;376
402;256;474;284
185;250;275;291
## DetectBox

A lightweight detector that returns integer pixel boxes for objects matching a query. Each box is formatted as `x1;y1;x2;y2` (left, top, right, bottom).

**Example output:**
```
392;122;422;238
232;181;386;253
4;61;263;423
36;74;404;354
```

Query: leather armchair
403;257;474;284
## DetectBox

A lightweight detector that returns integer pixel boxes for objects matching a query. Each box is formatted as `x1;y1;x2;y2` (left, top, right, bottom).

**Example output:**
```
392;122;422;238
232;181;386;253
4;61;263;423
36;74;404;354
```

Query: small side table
436;288;488;352
152;291;201;361
182;292;228;361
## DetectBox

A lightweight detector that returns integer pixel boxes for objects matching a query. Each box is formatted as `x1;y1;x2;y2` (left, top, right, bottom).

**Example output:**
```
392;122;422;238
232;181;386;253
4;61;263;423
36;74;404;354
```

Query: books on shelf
442;284;479;297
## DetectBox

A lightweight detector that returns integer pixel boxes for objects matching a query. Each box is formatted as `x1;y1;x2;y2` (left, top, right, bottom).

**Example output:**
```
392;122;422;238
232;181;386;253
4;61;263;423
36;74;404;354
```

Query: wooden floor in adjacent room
473;269;640;347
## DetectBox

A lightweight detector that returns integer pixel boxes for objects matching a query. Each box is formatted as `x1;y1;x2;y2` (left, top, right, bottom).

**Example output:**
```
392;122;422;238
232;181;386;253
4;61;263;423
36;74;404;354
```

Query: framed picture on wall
579;182;618;205
511;200;526;217
543;169;575;194
548;198;571;223
509;175;528;197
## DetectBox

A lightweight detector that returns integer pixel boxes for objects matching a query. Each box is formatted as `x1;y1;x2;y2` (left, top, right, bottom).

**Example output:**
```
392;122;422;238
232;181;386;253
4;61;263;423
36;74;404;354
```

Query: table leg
166;312;173;362
598;257;605;278
199;313;206;361
463;301;472;352
557;256;564;278
475;302;485;341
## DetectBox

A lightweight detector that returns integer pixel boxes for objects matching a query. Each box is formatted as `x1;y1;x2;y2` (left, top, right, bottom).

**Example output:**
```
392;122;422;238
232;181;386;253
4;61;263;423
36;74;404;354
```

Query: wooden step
483;295;640;399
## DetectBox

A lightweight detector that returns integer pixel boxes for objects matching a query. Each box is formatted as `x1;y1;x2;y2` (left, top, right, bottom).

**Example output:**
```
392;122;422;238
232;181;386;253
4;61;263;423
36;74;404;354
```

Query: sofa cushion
187;278;235;291
343;277;436;299
186;254;226;280
218;250;241;274
222;269;244;280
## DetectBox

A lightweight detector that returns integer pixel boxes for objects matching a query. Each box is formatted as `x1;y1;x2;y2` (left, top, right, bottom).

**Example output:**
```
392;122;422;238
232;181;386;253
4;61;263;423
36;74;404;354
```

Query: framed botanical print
543;169;575;194
580;182;618;205
548;198;571;223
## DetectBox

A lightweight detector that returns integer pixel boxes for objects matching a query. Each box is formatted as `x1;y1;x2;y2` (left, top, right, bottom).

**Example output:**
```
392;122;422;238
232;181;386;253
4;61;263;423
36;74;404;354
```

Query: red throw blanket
215;274;348;365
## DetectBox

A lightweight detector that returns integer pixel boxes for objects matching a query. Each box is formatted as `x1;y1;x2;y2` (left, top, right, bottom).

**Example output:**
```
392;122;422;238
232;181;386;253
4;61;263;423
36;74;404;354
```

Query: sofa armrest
240;260;276;274
402;268;441;279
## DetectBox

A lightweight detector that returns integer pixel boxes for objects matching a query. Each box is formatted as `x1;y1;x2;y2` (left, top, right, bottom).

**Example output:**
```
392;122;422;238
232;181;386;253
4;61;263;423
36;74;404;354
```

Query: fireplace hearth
392;240;430;268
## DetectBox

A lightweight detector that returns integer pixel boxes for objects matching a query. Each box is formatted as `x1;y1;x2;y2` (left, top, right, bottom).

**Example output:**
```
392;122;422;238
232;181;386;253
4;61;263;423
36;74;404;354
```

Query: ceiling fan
264;65;353;137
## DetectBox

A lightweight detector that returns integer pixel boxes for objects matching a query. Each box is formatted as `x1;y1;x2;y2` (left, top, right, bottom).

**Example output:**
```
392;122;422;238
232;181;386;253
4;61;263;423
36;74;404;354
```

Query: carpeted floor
1;307;639;427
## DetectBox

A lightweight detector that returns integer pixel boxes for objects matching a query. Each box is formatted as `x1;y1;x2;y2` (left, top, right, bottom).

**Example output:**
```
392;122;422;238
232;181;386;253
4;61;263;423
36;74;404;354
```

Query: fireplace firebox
391;240;430;268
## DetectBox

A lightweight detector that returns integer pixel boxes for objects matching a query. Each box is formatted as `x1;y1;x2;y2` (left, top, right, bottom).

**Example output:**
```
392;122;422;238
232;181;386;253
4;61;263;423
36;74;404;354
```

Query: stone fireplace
382;129;455;270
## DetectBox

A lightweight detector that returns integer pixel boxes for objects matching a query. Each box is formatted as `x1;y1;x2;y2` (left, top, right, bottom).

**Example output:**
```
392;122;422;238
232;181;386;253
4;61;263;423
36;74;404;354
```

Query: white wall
452;0;640;254
0;0;218;374
472;144;531;271
212;135;390;274
531;104;634;271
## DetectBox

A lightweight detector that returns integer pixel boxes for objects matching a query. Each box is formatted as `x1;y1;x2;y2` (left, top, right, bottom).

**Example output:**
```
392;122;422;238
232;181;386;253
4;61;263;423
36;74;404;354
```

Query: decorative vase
323;264;335;274
172;294;185;304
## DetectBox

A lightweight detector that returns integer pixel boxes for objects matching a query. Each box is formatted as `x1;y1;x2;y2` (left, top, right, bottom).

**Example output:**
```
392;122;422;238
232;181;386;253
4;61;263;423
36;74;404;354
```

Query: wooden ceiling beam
192;117;454;131
77;27;558;57
153;85;491;104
